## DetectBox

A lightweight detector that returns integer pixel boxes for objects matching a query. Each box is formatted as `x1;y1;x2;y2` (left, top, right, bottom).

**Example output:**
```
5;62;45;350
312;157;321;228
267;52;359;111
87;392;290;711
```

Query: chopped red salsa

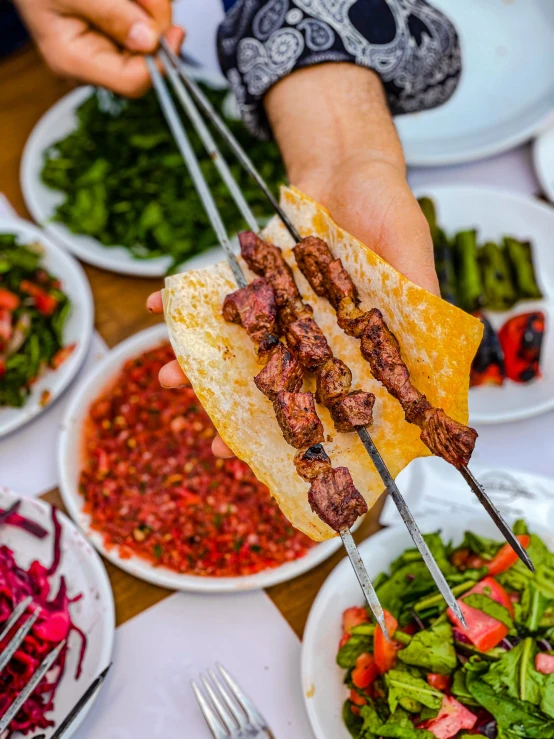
80;342;315;577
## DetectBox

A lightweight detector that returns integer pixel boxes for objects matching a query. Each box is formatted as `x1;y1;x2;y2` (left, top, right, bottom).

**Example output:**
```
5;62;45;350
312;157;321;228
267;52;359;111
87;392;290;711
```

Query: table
0;42;385;638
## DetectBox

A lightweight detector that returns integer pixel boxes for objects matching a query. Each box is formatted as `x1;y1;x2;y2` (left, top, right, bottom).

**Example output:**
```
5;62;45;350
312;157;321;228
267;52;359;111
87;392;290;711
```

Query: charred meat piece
315;358;352;405
323;259;358;309
278;295;312;330
403;395;433;427
420;408;477;468
294;444;332;482
222;278;277;345
337;299;373;338
286;316;332;371
254;344;304;400
257;333;281;365
293;236;333;296
308;467;368;531
239;231;299;308
359;309;414;401
273;391;324;449
329;391;375;432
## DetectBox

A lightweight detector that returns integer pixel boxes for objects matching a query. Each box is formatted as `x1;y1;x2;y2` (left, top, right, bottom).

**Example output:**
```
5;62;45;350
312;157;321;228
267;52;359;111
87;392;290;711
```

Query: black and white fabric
217;0;461;139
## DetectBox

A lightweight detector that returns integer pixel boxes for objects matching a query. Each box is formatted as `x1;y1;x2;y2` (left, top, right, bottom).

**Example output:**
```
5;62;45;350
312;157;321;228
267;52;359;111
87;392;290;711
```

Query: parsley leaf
398;622;457;674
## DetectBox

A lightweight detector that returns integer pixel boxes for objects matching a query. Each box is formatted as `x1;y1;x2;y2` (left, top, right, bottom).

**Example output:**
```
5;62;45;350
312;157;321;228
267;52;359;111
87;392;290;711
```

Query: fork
191;663;274;738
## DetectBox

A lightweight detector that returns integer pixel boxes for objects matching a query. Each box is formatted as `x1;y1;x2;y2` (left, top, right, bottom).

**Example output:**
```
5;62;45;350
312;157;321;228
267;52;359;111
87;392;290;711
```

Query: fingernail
127;22;158;51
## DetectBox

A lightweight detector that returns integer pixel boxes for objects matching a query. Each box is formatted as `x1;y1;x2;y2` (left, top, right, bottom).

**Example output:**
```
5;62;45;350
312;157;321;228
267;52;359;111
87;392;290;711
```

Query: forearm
264;63;406;195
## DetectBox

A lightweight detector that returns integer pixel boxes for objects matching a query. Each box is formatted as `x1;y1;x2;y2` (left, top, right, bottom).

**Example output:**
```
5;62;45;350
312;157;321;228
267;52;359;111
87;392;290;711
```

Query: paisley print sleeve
217;0;461;139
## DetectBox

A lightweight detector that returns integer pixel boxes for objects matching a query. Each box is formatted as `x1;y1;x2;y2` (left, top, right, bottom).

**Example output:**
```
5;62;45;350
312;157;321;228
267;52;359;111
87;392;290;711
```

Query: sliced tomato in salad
465;576;514;617
351;652;379;690
0;288;20;311
50;343;76;369
349;689;367;706
419;695;477;738
427;673;451;692
447;600;508;652
20;280;58;317
469;535;531;576
374;610;399;674
536;653;554;675
342;606;369;634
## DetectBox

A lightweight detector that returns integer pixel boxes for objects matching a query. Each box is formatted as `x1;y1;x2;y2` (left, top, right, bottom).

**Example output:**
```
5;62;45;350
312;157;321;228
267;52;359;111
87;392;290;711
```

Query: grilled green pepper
454;230;483;313
434;228;457;306
504;237;543;300
478;241;517;311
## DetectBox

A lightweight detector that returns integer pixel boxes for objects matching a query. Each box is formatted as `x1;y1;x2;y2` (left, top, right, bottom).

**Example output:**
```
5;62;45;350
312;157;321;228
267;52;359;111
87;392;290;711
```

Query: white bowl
58;324;347;592
0;217;93;438
0;488;114;738
302;511;554;739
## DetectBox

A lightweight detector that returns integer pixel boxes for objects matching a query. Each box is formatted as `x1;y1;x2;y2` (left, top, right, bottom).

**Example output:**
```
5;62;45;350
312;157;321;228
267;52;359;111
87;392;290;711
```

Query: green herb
336;634;373;669
41;86;286;272
377;708;435;738
385;668;443;714
463;593;514;629
153;544;163;558
342;699;363;738
459;530;502;559
398;622;457;674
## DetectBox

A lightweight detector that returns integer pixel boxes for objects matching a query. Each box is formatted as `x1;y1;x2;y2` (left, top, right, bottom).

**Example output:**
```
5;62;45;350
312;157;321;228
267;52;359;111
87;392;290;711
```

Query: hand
15;0;184;97
265;63;440;296
146;292;235;458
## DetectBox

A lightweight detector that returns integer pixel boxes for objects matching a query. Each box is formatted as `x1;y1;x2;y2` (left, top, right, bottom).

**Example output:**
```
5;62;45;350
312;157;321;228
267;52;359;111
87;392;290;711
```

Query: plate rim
301;507;554;739
411;183;554;424
0;488;115;738
57;324;345;593
0;216;94;438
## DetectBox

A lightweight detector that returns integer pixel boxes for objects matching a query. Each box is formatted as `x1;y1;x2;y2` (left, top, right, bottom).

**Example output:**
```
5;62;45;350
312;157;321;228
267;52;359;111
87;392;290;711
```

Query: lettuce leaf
377;708;435;738
463;593;514;629
385;668;443;713
398;622;457;674
337;634;373;669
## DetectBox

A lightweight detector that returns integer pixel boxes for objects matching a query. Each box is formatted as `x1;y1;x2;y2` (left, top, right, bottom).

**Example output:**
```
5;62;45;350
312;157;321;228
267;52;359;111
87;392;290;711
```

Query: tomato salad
0;233;74;407
80;343;316;577
338;522;554;739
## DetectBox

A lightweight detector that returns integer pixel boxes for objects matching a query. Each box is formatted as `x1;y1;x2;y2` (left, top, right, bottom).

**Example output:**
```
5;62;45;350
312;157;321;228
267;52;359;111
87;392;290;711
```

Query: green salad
338;521;554;738
0;234;73;408
41;84;286;272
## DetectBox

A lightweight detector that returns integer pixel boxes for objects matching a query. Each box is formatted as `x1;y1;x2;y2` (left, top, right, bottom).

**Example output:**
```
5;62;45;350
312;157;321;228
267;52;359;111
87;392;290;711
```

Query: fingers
212;436;235;458
65;0;159;52
159;359;187;388
135;0;174;35
147;291;164;313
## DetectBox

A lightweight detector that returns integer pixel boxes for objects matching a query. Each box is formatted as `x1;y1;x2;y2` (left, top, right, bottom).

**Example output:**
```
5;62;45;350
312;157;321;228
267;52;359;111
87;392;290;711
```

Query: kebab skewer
292;235;533;571
152;50;467;623
147;56;391;633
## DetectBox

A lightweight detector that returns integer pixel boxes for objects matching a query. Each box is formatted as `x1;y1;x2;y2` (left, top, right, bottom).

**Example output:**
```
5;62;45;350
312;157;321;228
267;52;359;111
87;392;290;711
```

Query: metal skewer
146;55;390;635
50;663;113;738
159;44;534;576
155;50;467;625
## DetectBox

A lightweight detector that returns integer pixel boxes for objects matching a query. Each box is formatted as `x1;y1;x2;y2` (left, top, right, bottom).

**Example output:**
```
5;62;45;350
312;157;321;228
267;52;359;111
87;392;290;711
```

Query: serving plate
396;0;554;165
21;66;231;278
0;217;93;438
533;124;554;204
412;185;554;424
58;324;348;592
0;489;114;738
302;507;554;739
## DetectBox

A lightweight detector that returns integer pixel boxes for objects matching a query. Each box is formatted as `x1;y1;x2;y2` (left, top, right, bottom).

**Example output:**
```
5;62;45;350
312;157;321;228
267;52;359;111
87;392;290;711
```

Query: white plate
533;124;554;203
412;185;554;424
58;324;347;592
396;0;554;166
0;217;93;438
21;66;232;277
0;488;114;738
302;505;554;739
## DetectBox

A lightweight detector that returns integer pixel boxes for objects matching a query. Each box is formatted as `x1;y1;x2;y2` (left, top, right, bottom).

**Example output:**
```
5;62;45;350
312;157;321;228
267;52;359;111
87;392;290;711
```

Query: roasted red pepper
498;312;544;383
470;312;504;387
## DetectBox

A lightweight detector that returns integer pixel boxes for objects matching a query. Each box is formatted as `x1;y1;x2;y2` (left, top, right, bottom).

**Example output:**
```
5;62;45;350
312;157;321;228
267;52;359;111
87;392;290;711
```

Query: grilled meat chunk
286;317;332;371
323;259;358;309
294;444;332;482
337;299;373;338
329;391;375;432
308;467;368;531
239;231;298;308
254;344;303;400
293;236;333;296
257;333;281;364
222;278;277;345
420;408;478;468
273;391;324;448
315;358;352;405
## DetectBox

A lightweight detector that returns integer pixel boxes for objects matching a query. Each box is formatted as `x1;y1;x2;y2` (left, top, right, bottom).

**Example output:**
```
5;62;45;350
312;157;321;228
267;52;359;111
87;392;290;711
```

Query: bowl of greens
21;68;286;277
302;512;554;739
0;217;93;437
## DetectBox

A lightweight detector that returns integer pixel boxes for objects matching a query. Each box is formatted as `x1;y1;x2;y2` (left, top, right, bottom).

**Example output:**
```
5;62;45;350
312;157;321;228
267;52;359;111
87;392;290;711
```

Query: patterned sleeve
217;0;461;139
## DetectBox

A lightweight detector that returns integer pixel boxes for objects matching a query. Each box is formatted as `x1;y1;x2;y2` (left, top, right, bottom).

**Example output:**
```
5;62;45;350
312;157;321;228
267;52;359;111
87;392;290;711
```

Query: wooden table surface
0;43;386;638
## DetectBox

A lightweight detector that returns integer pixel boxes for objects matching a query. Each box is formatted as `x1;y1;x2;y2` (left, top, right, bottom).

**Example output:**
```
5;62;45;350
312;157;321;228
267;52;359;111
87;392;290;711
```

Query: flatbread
163;187;483;541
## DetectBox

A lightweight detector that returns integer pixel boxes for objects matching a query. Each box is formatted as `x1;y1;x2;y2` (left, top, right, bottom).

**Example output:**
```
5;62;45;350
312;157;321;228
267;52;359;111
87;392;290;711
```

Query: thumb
70;0;160;52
